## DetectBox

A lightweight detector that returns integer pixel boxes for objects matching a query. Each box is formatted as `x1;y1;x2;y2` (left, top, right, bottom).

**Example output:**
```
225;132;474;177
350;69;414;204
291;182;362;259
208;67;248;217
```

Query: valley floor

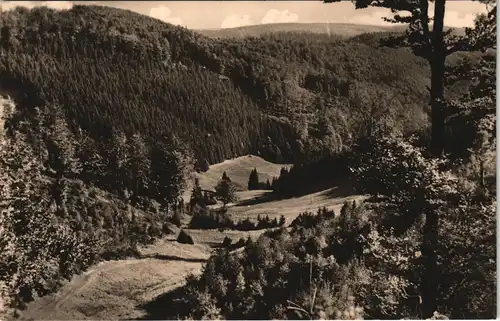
21;156;363;320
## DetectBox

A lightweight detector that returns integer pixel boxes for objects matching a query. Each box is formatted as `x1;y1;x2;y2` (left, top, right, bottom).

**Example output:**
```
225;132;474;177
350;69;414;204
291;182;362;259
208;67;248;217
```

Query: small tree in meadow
214;179;238;208
221;171;231;182
279;215;286;226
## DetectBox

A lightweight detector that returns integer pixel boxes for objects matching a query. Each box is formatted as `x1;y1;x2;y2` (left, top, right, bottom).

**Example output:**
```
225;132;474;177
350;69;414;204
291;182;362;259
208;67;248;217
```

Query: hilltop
194;155;288;191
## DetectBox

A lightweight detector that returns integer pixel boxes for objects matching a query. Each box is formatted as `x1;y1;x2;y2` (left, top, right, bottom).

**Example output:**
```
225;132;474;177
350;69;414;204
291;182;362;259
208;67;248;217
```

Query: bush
233;238;246;248
196;158;210;172
189;208;234;229
221;236;232;247
290;207;336;230
189;208;281;231
174;210;370;320
177;229;194;244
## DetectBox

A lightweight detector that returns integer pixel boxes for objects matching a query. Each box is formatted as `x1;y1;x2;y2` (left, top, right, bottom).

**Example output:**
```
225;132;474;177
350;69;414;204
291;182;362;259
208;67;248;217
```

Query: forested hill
0;5;471;165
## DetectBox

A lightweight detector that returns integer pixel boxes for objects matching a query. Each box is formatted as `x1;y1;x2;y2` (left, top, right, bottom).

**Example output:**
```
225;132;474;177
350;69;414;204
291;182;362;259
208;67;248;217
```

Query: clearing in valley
21;155;361;320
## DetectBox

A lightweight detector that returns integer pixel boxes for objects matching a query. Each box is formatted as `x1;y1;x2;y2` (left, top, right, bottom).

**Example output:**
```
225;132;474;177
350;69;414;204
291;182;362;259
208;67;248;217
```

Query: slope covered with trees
0;4;458;166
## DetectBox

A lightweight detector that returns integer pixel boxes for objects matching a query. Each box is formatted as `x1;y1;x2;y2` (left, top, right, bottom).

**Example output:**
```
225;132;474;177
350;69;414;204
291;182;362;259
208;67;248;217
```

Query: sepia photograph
0;0;496;320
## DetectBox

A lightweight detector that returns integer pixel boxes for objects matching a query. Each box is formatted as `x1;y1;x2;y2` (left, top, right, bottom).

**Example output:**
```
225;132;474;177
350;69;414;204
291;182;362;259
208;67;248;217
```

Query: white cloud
0;1;35;11
347;5;482;28
0;1;72;11
444;11;477;28
149;5;184;26
220;14;253;29
41;1;73;10
347;10;395;26
261;9;299;24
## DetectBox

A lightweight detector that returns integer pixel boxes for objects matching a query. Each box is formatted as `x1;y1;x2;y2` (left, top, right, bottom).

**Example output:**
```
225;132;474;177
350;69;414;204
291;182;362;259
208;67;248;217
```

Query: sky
0;1;490;30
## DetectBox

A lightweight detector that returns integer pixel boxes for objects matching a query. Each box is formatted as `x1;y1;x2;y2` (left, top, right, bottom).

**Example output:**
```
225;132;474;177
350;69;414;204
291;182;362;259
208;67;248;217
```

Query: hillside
194;155;288;191
0;4;454;166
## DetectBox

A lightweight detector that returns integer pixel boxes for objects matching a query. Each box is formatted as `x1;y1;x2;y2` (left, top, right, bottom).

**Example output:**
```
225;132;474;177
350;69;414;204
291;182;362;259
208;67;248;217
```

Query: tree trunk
429;0;447;158
422;0;446;318
421;209;439;318
479;159;485;189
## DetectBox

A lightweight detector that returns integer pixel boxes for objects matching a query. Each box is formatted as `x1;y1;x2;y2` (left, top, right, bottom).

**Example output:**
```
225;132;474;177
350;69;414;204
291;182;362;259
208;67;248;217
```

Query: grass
21;155;363;320
229;188;365;225
21;238;211;320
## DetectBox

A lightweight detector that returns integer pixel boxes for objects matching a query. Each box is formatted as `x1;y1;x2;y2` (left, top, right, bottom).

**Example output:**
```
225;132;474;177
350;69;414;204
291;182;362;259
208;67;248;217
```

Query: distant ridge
196;22;401;39
196;22;465;39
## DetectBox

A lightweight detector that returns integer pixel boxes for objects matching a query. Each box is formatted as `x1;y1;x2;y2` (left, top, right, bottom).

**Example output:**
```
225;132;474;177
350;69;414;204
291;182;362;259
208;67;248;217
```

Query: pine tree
149;138;193;210
222;171;231;182
126;133;151;200
247;168;259;190
265;179;271;190
324;0;496;158
214;179;237;208
279;215;286;226
190;177;204;209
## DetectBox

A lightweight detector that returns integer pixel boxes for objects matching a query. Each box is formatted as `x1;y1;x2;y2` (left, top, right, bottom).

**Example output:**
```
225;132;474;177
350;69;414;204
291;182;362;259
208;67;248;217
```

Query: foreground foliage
0;101;191;315
172;132;495;319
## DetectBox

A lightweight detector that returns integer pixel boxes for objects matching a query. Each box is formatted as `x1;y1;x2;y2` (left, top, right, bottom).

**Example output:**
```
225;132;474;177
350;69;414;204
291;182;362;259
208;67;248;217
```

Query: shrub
189;208;281;231
189;208;234;230
233;238;246;249
177;229;194;244
214;179;238;207
221;236;232;247
176;217;371;320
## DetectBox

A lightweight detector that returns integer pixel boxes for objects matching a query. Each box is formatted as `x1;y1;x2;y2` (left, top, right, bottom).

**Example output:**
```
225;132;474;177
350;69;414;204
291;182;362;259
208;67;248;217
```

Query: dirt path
21;239;212;320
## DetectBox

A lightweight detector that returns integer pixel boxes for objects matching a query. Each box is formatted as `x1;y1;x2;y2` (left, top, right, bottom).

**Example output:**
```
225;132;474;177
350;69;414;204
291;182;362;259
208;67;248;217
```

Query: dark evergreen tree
279;215;286;226
214;178;237;207
265;178;272;190
177;229;194;244
190;177;204;209
221;171;231;182
247;168;259;190
196;158;210;172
